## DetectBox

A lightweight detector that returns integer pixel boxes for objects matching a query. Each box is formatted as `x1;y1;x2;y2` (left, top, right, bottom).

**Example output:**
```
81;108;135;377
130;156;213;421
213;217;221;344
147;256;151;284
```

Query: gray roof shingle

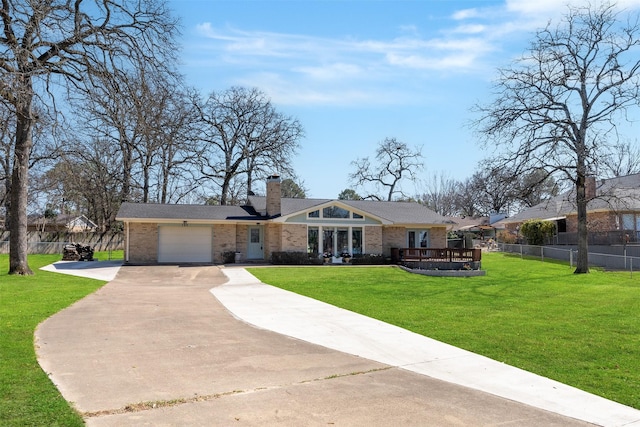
116;202;254;221
496;173;640;226
117;197;450;226
248;196;449;225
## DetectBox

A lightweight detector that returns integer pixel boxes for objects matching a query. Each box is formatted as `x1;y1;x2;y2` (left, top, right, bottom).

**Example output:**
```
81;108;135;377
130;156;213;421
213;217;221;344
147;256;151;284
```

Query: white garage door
158;225;212;263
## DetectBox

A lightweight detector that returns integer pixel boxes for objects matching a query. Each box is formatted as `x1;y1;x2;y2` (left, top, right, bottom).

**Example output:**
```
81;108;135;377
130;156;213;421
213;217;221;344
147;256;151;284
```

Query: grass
247;252;640;409
0;253;110;426
95;249;124;261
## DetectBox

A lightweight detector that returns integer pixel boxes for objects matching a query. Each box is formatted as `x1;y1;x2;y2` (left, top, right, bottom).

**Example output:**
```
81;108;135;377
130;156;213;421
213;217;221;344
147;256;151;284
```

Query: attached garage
158;225;213;263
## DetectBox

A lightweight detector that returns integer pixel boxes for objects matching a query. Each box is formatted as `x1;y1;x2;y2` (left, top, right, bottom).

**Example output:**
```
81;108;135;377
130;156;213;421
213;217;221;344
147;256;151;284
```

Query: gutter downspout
125;222;130;263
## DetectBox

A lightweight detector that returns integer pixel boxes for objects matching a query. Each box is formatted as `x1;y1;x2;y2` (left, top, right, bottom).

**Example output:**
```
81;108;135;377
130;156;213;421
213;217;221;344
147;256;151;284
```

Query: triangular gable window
307;205;365;221
323;206;349;219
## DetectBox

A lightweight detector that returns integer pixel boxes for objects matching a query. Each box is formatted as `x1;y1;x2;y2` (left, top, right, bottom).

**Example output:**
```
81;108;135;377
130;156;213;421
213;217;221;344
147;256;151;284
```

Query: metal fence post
569;249;573;268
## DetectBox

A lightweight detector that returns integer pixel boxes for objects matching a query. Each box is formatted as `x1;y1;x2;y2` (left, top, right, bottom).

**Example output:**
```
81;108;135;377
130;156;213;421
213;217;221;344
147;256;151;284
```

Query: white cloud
452;8;481;20
294;63;362;81
505;0;566;15
191;22;500;106
386;52;479;70
452;24;486;34
232;71;401;106
196;22;494;71
506;0;640;16
198;1;640;107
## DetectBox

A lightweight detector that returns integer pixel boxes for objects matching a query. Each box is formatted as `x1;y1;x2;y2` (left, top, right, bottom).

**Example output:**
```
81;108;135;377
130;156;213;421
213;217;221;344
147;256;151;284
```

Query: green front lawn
0;254;106;426
248;253;640;409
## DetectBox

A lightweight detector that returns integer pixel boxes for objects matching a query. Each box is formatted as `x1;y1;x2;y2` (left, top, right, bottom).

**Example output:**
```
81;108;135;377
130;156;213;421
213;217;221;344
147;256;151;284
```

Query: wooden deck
399;248;481;263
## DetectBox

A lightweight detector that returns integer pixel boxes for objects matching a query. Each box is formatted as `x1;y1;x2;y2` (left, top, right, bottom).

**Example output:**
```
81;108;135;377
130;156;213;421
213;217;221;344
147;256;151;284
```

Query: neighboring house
449;216;495;234
116;175;450;264
27;214;99;232
494;173;640;244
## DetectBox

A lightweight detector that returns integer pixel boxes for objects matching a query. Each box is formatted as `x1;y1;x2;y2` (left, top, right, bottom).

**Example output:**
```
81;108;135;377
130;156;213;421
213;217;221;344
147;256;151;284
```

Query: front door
247;226;264;260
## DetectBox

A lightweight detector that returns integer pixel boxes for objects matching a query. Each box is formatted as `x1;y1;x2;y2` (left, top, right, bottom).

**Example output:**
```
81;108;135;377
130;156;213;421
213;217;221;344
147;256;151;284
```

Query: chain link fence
497;243;639;274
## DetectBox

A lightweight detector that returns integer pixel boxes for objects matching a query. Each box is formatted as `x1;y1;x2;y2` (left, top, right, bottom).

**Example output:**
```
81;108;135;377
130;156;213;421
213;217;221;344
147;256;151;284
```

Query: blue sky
168;0;640;199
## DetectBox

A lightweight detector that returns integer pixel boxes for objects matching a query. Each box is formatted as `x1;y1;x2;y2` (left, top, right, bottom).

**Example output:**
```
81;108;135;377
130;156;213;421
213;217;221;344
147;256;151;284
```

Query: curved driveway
35;264;631;426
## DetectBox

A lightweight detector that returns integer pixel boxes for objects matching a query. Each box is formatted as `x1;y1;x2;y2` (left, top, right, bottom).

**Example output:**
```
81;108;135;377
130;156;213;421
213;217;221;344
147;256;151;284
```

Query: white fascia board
275;200;393;225
115;217;235;225
389;223;448;228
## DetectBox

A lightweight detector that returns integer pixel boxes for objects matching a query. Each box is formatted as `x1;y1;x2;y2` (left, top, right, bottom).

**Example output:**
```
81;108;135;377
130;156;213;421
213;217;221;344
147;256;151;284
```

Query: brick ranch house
116;176;450;264
494;173;640;244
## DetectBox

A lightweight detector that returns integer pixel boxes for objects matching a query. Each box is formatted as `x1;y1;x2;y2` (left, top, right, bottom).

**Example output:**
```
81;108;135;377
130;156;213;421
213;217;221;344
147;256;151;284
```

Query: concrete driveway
35;264;625;426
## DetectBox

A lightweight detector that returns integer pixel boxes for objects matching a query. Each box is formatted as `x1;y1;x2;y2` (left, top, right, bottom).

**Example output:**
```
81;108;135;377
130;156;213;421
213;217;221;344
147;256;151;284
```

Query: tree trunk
142;157;150;203
160;147;171;204
120;137;133;203
9;99;34;275
3;175;10;231
1;144;10;230
574;173;590;274
220;175;231;205
246;156;255;197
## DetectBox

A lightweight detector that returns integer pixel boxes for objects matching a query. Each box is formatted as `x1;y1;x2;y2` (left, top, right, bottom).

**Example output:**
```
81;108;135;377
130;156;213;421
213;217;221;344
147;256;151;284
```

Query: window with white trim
407;230;430;248
308;225;364;256
307;205;365;220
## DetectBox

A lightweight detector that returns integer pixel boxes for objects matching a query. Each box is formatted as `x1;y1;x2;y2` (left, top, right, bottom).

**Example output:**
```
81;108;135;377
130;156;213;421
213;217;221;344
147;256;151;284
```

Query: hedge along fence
0;231;124;254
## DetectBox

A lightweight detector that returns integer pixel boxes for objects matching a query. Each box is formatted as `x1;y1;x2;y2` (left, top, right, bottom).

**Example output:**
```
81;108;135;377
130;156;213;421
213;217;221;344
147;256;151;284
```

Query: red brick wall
565;212;617;233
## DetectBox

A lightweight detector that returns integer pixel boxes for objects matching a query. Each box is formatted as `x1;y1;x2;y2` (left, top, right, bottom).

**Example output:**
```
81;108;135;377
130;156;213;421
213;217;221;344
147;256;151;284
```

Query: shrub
351;253;387;265
519;219;556;245
271;251;323;265
222;251;236;263
497;230;517;244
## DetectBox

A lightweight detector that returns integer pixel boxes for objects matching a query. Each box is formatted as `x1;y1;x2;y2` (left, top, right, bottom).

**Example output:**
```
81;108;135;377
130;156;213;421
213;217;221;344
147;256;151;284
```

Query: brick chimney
266;175;281;217
585;175;596;200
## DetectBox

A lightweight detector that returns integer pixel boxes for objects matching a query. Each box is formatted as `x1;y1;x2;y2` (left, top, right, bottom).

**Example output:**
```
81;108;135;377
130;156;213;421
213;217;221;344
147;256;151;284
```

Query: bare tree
0;0;178;274
77;70;139;205
195;87;303;205
75;66;199;205
599;141;640;178
1;102;61;230
153;87;202;204
470;167;522;216
350;137;424;201
419;171;460;216
473;3;640;273
454;178;481;218
515;168;560;208
38;137;126;232
0;103;14;228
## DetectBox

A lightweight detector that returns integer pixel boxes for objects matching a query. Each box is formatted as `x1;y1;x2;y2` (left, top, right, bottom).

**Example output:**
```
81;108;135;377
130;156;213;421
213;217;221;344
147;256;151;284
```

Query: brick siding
264;223;281;261
382;226;405;255
430;227;447;247
565;212;618;233
282;224;308;252
364;226;383;254
214;224;238;263
125;222;449;264
127;222;158;263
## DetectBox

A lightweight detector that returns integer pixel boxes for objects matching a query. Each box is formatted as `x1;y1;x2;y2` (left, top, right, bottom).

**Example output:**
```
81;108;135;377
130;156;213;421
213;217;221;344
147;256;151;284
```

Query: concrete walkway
216;267;640;427
36;261;640;426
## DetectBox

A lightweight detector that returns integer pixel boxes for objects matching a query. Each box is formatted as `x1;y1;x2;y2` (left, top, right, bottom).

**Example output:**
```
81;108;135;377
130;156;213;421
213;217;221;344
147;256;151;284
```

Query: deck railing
399;247;481;263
